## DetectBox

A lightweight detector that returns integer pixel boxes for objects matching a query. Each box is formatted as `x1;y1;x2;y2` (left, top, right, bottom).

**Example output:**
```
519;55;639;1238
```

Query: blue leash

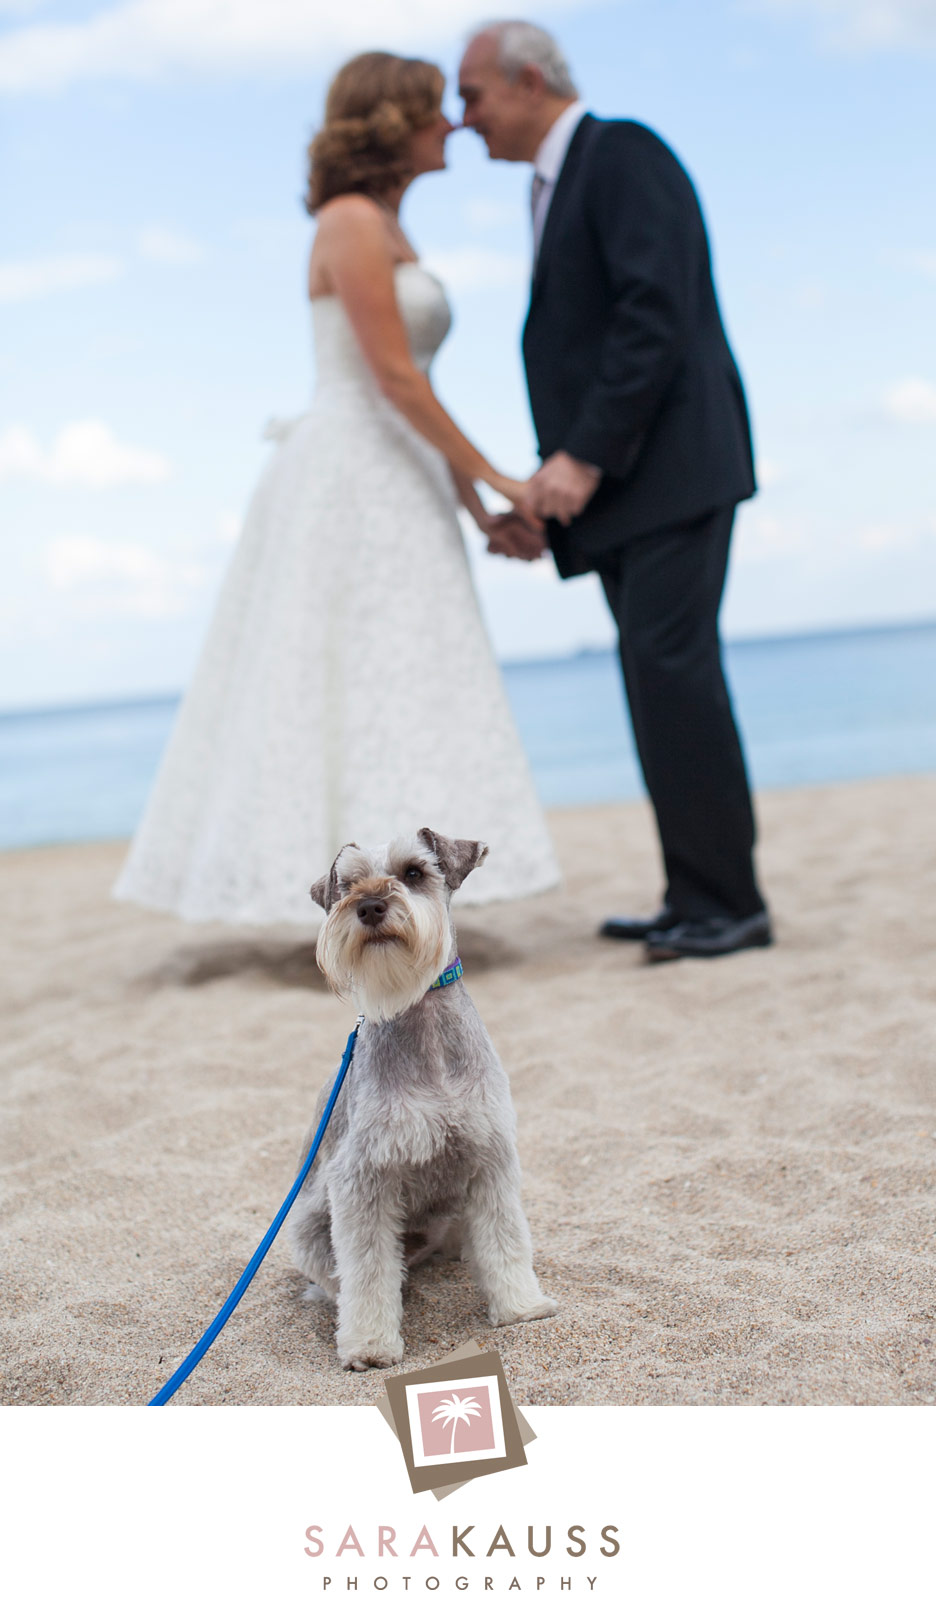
148;1015;364;1406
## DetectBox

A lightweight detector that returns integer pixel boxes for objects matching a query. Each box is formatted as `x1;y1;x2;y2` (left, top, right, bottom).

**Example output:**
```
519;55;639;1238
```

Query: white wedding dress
114;263;560;924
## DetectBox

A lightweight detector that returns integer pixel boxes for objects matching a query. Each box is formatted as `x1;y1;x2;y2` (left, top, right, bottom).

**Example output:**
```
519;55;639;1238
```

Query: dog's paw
338;1338;404;1373
301;1282;336;1305
490;1296;559;1327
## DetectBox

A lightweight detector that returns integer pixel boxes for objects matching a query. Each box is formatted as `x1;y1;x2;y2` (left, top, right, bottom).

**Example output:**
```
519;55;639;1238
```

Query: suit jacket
522;114;756;577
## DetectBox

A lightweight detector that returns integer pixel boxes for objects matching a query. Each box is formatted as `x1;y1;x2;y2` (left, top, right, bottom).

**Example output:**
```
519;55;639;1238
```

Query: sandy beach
1;777;934;1406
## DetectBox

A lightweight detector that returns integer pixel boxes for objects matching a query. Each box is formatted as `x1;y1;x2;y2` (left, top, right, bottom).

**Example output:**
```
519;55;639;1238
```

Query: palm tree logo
431;1390;484;1455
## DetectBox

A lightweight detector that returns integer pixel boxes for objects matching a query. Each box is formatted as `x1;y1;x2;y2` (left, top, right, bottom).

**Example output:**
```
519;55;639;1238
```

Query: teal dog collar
428;957;463;991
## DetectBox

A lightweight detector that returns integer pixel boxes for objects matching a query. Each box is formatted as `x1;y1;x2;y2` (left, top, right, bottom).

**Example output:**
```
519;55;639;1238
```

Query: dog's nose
356;897;388;927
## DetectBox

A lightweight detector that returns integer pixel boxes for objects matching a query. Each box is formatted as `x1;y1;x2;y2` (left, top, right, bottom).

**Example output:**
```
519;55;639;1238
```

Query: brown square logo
380;1341;532;1496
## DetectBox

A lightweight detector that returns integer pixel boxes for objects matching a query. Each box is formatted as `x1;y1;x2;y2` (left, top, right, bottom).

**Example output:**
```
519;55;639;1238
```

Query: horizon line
1;613;934;724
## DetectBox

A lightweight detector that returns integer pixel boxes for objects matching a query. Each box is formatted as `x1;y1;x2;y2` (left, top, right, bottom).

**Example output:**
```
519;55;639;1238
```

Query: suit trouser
598;503;765;921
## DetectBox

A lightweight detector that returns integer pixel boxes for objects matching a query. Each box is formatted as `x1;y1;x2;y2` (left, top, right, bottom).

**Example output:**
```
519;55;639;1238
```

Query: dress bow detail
262;414;304;444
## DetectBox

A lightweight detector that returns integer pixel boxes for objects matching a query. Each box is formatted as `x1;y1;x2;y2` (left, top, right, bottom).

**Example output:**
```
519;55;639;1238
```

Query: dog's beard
316;887;452;1023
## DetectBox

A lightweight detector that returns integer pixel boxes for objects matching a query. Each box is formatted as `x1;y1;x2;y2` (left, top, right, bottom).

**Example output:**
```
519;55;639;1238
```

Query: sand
1;778;934;1406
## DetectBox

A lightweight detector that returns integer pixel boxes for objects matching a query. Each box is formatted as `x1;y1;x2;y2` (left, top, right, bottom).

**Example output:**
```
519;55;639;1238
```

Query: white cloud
0;421;171;486
881;377;936;424
0;252;124;302
0;235;206;303
755;456;784;488
759;1;936;50
890;248;936;277
462;197;526;233
793;279;828;310
735;511;810;560
422;245;528;293
0;426;43;479
0;0;590;92
735;504;936;570
138;226;204;265
45;535;155;589
215;510;241;546
857;522;912;553
43;534;204;618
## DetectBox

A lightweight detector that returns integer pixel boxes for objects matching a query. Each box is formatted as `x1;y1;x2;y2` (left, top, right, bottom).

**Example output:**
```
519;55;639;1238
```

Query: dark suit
522;114;764;921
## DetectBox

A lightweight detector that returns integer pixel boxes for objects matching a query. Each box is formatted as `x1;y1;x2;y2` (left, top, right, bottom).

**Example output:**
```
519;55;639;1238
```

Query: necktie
531;171;547;216
531;172;548;261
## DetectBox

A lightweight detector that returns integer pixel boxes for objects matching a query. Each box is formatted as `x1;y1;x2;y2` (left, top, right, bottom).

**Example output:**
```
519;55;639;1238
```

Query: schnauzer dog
288;827;557;1372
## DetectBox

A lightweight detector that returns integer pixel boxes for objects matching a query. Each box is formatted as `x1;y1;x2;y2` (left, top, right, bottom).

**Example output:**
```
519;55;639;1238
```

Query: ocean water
1;622;935;852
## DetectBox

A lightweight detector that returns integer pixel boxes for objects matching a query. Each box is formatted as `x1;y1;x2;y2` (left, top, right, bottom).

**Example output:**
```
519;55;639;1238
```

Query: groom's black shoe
644;911;773;962
599;907;678;941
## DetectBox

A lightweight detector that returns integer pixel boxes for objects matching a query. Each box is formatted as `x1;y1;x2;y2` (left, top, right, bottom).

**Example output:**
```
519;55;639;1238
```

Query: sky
1;0;935;710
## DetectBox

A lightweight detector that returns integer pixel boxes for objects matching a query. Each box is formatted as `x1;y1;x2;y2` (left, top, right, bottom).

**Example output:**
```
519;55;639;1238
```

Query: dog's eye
404;866;424;882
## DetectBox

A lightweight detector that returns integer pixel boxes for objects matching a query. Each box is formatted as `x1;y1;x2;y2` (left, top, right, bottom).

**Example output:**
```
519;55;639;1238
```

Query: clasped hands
484;451;602;562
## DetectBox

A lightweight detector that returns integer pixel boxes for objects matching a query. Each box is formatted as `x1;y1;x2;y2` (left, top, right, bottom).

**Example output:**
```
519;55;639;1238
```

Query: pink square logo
405;1374;507;1468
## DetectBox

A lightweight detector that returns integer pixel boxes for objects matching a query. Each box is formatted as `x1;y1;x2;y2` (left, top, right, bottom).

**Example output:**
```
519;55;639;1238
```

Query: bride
114;51;560;925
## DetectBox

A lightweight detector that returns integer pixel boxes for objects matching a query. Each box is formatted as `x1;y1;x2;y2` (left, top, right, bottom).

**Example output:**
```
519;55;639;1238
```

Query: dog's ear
309;843;360;912
417;828;489;891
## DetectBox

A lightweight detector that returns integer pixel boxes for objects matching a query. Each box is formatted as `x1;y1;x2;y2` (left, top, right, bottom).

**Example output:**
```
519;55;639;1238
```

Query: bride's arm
449;466;493;530
448;465;546;560
315;196;527;506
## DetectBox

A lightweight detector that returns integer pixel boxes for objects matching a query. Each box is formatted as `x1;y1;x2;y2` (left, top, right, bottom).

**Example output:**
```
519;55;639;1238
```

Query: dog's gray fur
288;827;557;1371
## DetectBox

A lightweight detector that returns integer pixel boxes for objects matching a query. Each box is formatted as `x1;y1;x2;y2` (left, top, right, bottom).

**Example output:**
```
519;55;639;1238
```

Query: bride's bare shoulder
315;194;387;238
309;195;396;297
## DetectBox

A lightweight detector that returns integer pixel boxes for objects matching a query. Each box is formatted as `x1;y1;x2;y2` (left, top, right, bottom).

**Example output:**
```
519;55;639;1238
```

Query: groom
459;21;771;961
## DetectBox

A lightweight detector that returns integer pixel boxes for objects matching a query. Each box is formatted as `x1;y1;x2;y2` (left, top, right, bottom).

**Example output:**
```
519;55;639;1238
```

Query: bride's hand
484;472;540;517
484;511;547;562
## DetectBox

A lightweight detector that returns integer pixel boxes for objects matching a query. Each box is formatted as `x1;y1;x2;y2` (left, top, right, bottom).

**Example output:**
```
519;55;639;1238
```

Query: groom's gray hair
471;20;578;98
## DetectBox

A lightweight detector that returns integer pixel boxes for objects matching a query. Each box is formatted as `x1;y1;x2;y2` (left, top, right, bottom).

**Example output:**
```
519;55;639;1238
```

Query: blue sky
1;0;935;709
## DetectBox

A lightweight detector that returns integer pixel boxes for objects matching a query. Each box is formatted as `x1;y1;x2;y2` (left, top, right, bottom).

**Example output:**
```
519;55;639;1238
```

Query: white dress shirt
531;99;588;260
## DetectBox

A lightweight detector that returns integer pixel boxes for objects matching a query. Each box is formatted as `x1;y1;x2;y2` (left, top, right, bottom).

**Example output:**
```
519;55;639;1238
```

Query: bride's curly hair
306;52;445;213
